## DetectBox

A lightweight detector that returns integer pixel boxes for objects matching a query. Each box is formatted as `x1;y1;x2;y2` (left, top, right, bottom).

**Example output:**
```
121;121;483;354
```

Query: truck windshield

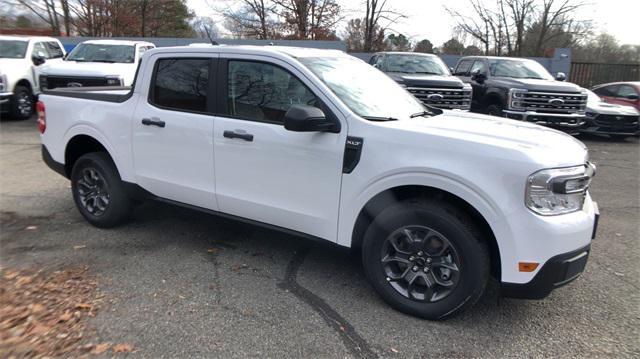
300;56;427;120
488;59;553;80
0;40;29;59
386;54;450;75
66;43;135;63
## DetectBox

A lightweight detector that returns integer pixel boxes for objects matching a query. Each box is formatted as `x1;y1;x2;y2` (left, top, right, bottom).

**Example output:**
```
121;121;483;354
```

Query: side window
454;59;473;76
374;55;385;69
227;60;320;124
151;58;210;113
616;85;638;98
470;60;487;74
32;42;48;58
45;42;64;58
369;55;377;65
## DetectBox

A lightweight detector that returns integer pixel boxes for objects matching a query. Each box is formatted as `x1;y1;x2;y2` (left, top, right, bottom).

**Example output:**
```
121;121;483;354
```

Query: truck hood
387;111;587;167
387;73;465;88
40;60;133;77
587;100;639;116
491;77;583;93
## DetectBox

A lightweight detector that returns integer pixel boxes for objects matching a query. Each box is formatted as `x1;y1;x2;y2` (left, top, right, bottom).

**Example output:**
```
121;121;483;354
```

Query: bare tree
272;0;342;40
14;0;62;35
531;0;588;55
222;0;277;39
362;0;404;52
193;16;220;41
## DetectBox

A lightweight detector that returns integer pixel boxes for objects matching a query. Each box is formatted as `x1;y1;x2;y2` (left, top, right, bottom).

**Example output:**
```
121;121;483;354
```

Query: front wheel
362;199;489;320
486;103;504;117
11;85;34;120
71;152;131;228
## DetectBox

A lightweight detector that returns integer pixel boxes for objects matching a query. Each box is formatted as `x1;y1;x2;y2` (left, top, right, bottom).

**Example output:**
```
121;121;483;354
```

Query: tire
71;152;131;228
11;85;34;120
486;103;504;117
362;199;489;320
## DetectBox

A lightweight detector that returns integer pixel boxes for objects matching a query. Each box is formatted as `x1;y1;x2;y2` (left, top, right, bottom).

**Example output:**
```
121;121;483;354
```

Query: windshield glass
0;40;29;59
300;56;427;120
386;54;450;75
67;43;135;63
488;59;553;80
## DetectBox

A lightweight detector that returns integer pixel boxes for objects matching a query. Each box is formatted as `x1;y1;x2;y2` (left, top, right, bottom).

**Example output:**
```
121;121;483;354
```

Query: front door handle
141;118;165;128
223;130;253;142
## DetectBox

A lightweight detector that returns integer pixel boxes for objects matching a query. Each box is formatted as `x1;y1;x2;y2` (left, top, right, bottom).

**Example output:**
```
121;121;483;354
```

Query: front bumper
0;91;12;112
504;110;585;133
501;201;599;299
580;116;640;136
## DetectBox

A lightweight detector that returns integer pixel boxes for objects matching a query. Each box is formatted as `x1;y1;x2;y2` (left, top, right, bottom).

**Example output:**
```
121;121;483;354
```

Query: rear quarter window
150;58;211;113
454;59;474;76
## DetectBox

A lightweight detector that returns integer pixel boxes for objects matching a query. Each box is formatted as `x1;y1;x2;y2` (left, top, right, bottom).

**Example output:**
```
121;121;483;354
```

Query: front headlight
106;76;123;86
508;88;527;109
525;163;595;215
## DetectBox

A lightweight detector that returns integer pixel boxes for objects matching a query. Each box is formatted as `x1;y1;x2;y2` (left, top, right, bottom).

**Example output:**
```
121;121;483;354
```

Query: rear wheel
11;85;34;120
362;199;489;320
71;152;131;228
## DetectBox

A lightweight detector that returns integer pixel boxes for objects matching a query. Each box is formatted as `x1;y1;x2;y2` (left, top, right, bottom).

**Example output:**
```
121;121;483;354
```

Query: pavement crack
278;244;378;359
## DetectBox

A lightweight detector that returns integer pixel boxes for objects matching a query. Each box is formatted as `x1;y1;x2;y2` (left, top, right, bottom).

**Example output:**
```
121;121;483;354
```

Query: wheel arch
64;134;115;178
350;184;502;280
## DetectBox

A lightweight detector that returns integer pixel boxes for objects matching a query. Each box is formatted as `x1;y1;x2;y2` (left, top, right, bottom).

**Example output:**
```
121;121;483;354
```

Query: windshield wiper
92;59;117;63
362;116;399;121
414;71;441;75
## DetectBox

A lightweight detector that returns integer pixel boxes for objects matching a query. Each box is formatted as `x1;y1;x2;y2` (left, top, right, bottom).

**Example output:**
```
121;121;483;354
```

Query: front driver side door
213;56;346;241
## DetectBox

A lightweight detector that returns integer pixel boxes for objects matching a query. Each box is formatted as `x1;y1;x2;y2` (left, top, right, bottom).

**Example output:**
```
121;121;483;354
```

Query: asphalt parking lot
1;116;638;358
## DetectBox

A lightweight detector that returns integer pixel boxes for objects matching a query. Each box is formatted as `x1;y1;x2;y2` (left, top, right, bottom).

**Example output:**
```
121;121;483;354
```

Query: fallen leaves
91;342;111;355
207;247;222;254
73;245;87;250
0;267;100;358
113;343;135;353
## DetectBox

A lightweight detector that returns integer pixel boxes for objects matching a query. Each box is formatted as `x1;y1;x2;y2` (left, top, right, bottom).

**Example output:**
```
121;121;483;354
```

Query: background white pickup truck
38;45;598;320
0;35;65;119
38;39;155;90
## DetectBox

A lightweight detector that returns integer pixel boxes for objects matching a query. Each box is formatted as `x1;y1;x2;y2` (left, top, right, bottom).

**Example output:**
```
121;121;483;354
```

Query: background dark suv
454;56;587;133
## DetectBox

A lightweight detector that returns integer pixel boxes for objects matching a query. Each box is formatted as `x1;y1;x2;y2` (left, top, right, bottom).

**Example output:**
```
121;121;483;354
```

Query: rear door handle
223;130;253;142
141;118;165;128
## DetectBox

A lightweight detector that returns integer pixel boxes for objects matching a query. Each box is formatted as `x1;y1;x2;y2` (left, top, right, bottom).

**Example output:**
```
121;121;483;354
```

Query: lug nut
423;267;429;272
409;256;415;261
442;274;449;280
412;266;418;272
417;251;423;256
426;258;432;264
386;277;391;281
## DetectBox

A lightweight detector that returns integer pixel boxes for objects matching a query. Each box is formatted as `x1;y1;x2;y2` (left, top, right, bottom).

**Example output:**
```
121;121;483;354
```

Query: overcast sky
188;0;639;46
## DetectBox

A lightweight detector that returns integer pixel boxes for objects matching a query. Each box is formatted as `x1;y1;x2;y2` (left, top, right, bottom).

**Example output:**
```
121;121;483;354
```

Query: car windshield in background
0;40;29;59
386;55;450;75
66;44;135;63
489;59;553;80
300;56;427;120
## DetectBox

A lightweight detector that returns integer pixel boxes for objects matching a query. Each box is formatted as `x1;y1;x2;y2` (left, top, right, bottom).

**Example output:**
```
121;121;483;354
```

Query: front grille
513;91;587;114
407;87;472;110
44;76;109;89
594;114;639;128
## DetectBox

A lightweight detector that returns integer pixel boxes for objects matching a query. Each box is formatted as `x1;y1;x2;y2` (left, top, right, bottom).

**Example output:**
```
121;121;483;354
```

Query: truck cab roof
0;35;61;43
81;39;155;47
145;45;349;60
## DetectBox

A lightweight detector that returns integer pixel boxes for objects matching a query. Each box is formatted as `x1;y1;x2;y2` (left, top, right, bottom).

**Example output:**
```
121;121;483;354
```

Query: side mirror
449;67;455;73
626;94;639;100
32;55;46;66
471;69;486;83
555;72;566;81
284;105;339;133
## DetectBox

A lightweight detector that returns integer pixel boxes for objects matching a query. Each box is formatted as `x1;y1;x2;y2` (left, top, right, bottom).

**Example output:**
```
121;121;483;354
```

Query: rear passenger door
132;54;219;210
212;55;346;241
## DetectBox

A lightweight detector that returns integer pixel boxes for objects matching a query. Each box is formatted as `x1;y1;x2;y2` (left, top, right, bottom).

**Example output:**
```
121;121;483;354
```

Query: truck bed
42;86;133;103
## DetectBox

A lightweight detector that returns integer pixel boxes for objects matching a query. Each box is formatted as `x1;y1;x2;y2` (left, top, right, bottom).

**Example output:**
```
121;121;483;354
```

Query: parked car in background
591;82;640;111
370;52;472;111
0;35;65;119
454;56;587;134
39;45;598;320
582;89;639;140
38;39;155;90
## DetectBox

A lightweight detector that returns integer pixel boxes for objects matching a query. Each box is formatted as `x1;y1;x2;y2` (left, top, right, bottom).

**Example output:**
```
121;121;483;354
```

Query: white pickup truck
39;45;599;319
0;35;65;119
38;39;155;90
